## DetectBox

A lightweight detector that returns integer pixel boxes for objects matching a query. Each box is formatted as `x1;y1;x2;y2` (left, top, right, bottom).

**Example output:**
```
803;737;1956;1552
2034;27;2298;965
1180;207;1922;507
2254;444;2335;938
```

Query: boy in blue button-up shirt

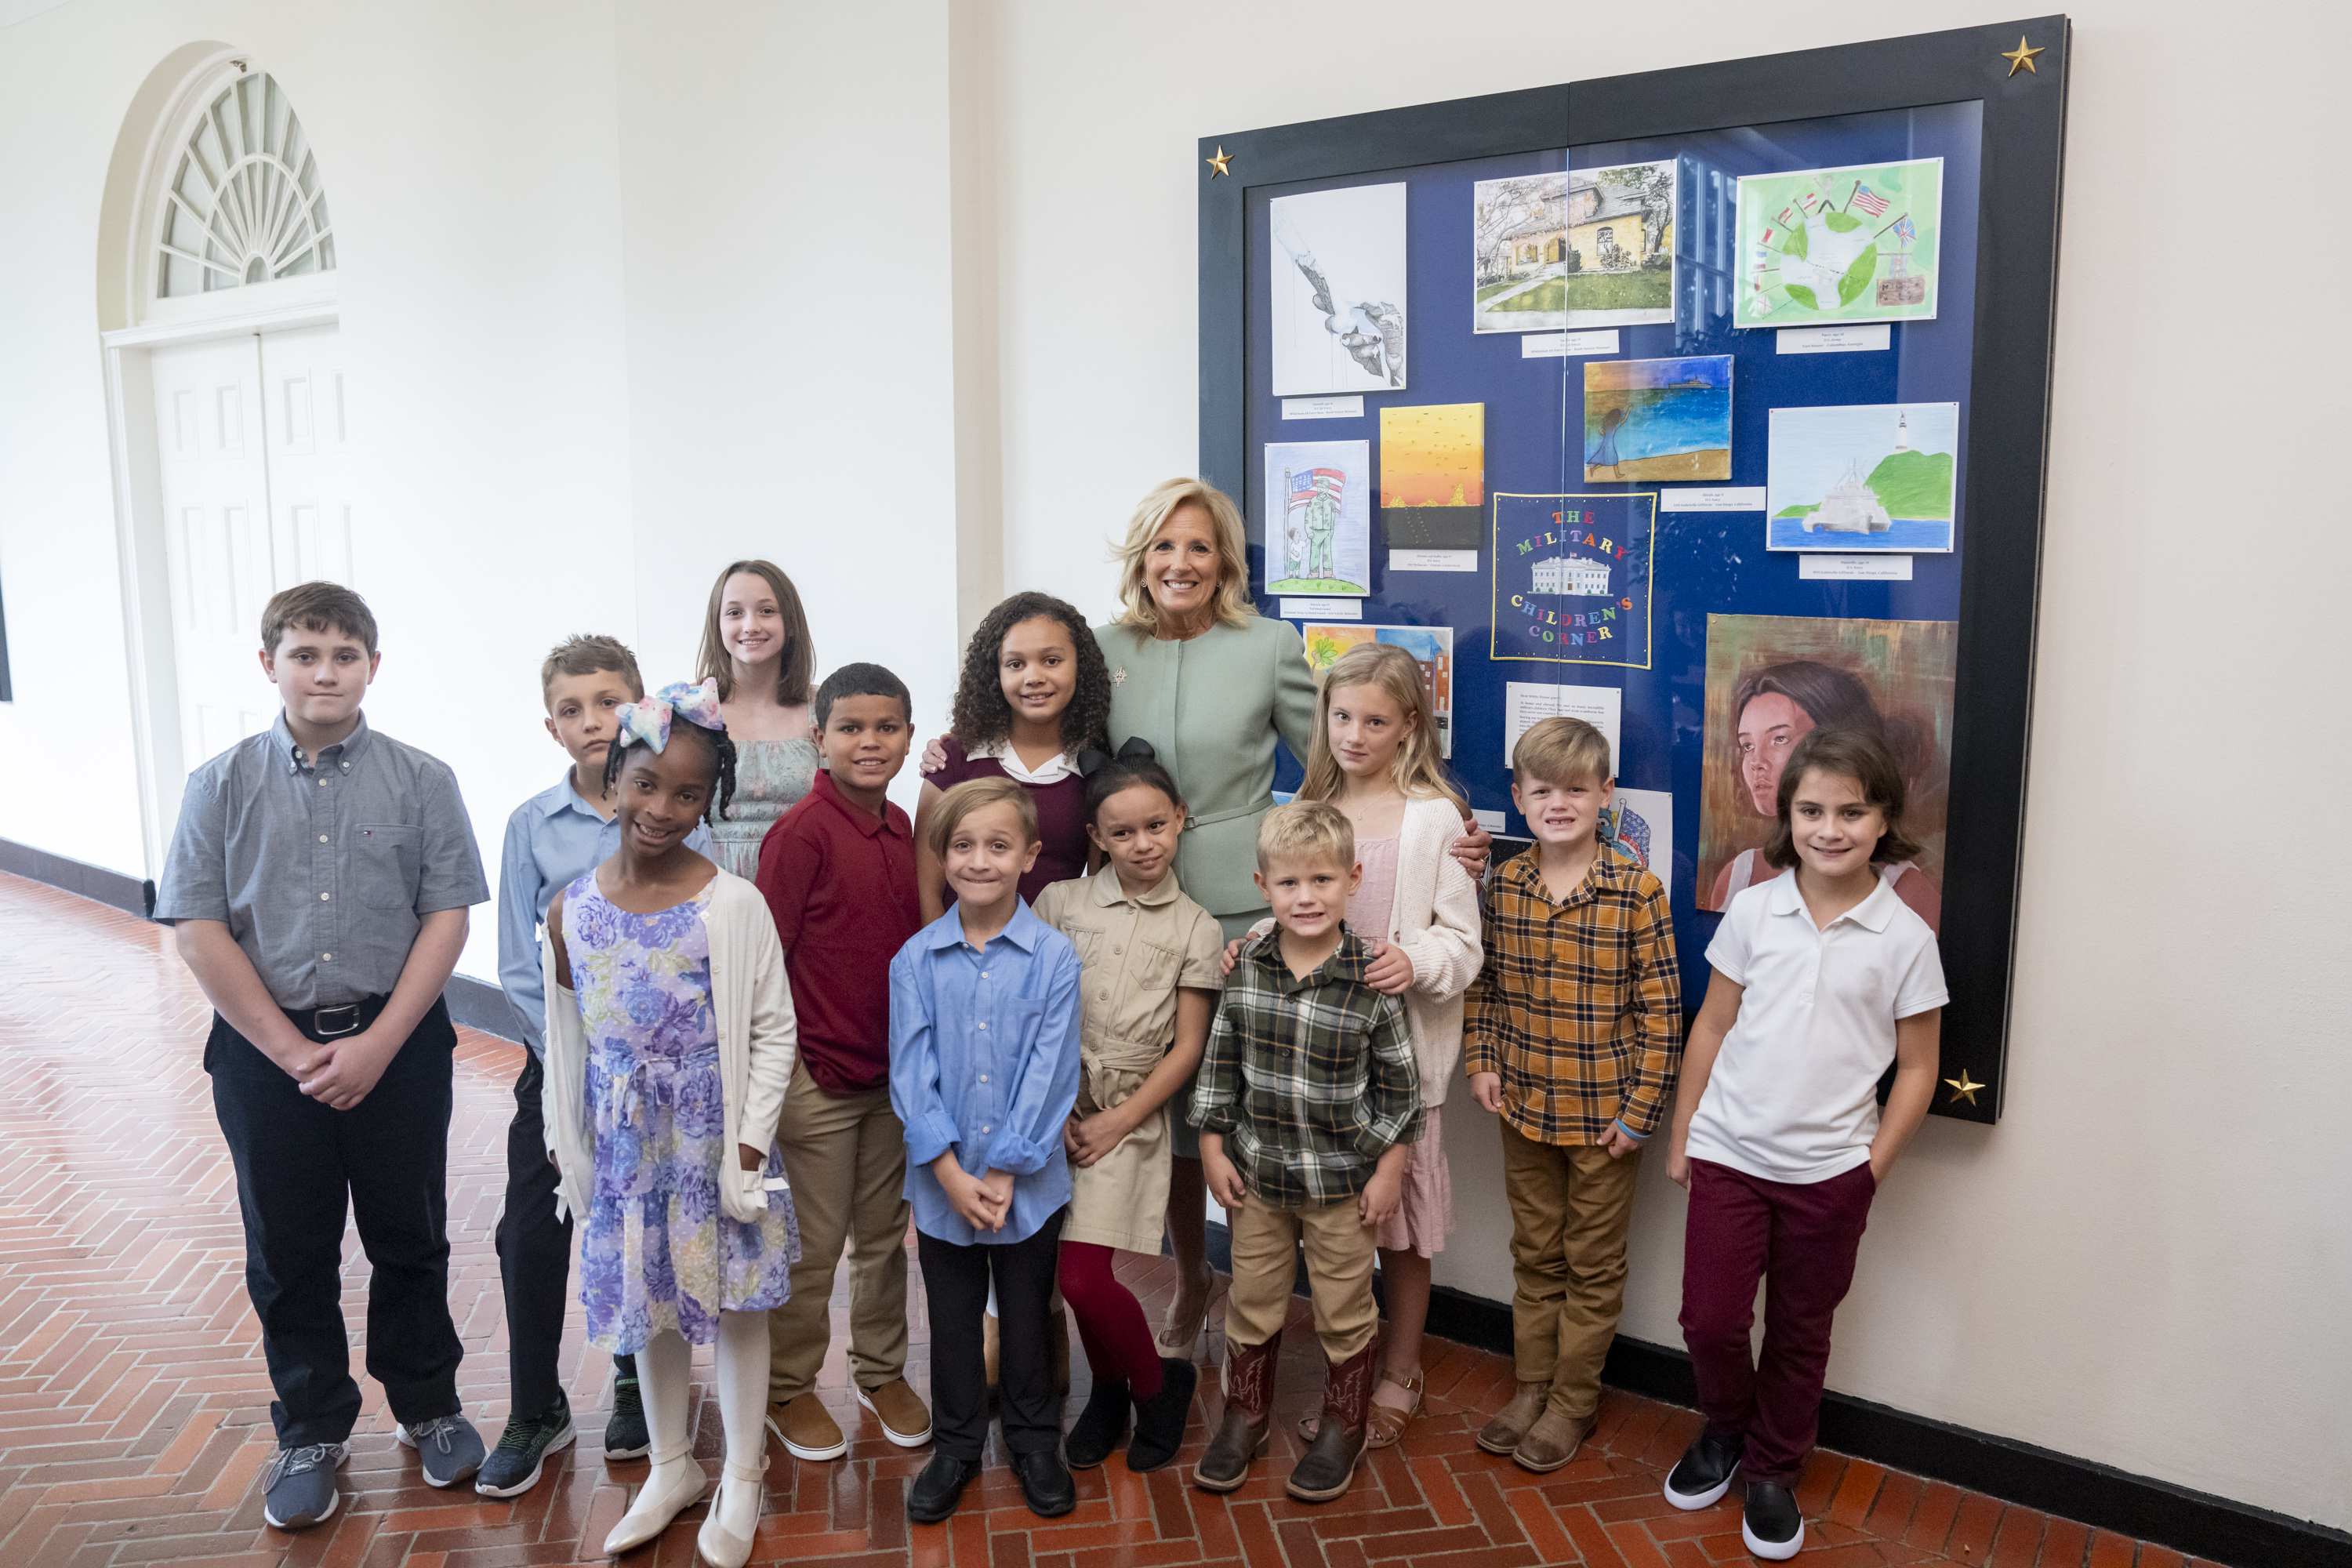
889;779;1080;1525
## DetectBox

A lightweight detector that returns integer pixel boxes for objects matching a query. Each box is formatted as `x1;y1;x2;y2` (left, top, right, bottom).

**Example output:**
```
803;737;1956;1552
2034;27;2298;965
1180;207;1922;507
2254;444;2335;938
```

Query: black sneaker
1662;1428;1742;1509
397;1414;487;1488
604;1374;651;1458
261;1443;347;1530
1742;1479;1805;1560
475;1392;577;1497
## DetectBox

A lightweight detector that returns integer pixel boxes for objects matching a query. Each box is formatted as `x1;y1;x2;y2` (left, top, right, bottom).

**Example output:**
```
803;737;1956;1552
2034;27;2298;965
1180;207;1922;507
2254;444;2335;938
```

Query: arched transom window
156;72;334;299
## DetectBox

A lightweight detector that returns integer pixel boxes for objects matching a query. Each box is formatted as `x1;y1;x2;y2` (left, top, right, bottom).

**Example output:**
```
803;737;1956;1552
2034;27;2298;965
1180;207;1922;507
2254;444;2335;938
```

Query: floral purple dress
563;873;799;1351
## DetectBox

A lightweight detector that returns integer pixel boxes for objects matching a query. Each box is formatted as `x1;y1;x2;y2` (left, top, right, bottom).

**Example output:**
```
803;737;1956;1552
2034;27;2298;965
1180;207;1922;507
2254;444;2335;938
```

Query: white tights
637;1308;769;1470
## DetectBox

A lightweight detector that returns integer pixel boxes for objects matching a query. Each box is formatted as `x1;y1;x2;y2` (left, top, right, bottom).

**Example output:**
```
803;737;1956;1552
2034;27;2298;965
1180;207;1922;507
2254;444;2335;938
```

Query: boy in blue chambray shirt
154;582;490;1531
889;779;1082;1526
480;635;712;1497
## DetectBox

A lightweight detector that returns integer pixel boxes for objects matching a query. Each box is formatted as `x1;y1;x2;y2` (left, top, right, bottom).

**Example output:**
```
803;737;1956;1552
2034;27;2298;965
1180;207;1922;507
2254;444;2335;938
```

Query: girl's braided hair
601;714;739;824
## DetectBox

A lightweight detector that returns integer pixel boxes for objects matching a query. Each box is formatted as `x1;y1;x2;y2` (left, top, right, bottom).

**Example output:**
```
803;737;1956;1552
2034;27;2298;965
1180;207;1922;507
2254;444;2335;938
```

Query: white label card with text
1776;324;1892;354
1798;554;1914;580
1389;550;1479;572
1660;487;1768;512
1503;683;1621;769
1520;329;1621;359
1281;395;1365;419
1280;597;1361;620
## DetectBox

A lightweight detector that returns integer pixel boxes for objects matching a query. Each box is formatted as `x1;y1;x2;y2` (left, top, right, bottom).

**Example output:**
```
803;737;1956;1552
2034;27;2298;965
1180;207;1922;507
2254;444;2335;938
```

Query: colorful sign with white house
1490;492;1657;668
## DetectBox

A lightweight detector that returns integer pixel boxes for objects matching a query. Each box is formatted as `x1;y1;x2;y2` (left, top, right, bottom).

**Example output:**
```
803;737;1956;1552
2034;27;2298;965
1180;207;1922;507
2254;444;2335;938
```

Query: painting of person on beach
1697;614;1955;932
1584;354;1732;483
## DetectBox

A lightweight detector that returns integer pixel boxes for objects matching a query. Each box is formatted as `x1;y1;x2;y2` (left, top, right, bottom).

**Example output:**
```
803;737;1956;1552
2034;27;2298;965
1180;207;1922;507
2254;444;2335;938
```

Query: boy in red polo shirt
754;662;931;1461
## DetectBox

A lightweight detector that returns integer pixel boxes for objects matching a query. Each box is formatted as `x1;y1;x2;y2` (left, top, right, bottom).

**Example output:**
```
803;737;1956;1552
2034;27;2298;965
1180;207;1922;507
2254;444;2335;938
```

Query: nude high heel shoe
603;1439;707;1555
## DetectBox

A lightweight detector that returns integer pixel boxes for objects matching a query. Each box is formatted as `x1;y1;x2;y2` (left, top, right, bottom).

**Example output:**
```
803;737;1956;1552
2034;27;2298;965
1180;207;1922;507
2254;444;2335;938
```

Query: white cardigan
1252;793;1484;1108
539;869;799;1225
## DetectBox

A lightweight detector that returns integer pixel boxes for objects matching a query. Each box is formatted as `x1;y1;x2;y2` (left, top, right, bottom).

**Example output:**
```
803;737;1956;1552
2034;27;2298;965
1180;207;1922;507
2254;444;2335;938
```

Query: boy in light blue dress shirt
481;635;711;1497
889;779;1081;1525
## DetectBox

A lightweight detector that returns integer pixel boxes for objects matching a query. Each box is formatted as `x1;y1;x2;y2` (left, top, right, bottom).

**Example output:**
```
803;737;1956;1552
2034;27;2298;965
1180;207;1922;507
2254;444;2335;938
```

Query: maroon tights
1057;1242;1163;1399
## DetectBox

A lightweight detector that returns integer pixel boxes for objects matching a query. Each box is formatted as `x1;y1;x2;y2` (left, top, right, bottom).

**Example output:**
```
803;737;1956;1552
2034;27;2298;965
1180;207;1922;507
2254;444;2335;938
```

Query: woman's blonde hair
1109;477;1258;634
1298;642;1467;817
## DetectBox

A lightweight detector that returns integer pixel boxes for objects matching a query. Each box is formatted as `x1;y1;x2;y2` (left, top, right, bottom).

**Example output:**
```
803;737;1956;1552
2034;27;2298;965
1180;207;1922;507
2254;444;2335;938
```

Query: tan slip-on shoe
766;1393;847;1461
1474;1380;1552;1455
857;1378;933;1448
1512;1405;1595;1473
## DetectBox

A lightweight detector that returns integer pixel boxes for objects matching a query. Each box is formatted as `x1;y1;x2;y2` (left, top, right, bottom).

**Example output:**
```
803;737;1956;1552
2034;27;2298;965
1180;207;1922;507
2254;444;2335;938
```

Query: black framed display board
1200;18;2068;1124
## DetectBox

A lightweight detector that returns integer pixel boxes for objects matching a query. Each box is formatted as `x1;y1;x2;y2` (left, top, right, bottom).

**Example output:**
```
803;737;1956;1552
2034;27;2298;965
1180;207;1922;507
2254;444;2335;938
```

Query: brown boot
1512;1404;1595;1473
1285;1337;1379;1503
1475;1380;1552;1454
1192;1333;1279;1493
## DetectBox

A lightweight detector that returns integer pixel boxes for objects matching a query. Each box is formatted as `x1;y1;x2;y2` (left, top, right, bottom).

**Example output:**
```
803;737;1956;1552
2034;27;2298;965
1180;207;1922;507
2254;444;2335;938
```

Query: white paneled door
150;324;350;769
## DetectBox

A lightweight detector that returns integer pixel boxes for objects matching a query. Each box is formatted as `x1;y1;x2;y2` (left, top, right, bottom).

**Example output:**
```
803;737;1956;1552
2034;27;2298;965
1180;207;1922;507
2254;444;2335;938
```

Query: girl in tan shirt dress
1032;747;1224;1475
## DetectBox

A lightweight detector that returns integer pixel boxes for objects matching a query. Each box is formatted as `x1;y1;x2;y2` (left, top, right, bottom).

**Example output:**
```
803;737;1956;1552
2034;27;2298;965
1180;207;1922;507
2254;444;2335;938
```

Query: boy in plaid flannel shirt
1189;801;1421;1504
1465;717;1681;1472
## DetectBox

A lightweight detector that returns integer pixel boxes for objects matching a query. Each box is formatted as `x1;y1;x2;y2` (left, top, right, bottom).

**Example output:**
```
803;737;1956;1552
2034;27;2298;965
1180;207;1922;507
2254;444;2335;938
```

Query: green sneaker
604;1374;651;1459
474;1392;575;1497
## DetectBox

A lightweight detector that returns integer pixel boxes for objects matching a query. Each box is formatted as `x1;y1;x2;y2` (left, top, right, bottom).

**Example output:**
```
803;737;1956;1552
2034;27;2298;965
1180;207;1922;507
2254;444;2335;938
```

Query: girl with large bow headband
541;672;796;1565
601;678;739;824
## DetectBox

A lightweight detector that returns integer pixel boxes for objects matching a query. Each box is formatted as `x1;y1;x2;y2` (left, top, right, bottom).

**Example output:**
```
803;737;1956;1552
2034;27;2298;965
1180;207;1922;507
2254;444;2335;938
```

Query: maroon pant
1679;1158;1875;1484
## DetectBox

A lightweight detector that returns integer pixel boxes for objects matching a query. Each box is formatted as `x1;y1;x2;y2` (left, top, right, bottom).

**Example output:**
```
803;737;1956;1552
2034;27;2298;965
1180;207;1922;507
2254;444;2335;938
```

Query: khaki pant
766;1063;911;1399
1224;1189;1378;1363
1501;1120;1642;1418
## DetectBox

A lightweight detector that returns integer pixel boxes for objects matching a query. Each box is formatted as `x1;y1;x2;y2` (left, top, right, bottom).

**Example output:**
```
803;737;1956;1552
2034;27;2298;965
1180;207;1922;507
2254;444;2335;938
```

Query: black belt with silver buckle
289;995;387;1041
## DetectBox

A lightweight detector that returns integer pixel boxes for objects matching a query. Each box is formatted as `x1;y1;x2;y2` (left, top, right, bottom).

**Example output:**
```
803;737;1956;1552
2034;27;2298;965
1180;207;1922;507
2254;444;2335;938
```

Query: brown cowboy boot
1192;1332;1279;1493
1285;1336;1380;1503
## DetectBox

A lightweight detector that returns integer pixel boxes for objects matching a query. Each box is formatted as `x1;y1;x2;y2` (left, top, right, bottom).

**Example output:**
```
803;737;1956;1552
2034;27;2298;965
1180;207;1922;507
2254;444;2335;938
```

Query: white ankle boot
603;1439;708;1555
695;1458;765;1567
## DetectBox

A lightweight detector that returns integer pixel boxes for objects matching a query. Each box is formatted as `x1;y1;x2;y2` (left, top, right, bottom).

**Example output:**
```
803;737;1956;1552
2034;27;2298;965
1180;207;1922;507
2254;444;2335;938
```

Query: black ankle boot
1126;1358;1198;1473
1063;1377;1129;1469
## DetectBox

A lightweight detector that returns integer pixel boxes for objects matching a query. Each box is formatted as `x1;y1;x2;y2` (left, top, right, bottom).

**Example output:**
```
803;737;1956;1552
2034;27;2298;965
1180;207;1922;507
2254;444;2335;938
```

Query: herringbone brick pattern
0;870;2216;1567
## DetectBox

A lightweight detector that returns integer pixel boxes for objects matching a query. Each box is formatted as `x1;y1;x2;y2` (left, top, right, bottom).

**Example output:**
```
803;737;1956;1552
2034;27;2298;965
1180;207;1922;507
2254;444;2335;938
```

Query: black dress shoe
1741;1479;1805;1561
906;1452;981;1523
1013;1447;1076;1518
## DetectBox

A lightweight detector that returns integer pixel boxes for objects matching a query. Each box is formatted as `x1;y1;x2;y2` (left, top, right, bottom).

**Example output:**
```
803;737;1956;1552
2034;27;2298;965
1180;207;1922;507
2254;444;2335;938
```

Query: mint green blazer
1093;616;1319;923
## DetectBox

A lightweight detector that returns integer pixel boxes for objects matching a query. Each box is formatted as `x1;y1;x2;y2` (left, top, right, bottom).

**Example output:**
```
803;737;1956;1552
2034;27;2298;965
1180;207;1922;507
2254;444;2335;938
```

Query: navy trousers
206;998;465;1447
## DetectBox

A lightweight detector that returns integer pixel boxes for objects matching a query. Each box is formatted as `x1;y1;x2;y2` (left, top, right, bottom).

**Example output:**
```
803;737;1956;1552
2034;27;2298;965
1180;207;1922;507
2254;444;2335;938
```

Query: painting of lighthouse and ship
1766;402;1958;553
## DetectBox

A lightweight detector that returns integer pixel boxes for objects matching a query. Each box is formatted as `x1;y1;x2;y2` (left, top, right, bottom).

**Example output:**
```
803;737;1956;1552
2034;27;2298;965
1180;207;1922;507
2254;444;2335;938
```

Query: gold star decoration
1206;145;1232;178
1944;1069;1985;1106
2000;35;2044;76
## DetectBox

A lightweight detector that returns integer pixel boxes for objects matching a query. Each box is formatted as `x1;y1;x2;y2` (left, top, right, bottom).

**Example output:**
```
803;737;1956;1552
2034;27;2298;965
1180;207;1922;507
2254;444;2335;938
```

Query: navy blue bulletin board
1200;20;2070;1123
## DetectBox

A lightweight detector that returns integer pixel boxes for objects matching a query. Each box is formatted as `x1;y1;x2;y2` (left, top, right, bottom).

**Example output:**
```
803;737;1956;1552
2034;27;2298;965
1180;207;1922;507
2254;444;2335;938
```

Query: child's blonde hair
927;777;1040;860
1512;715;1613;787
1299;642;1467;815
1256;799;1355;872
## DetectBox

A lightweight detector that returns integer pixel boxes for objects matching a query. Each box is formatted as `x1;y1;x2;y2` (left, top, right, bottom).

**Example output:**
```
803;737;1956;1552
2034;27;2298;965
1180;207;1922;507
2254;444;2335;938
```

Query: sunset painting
1378;402;1484;550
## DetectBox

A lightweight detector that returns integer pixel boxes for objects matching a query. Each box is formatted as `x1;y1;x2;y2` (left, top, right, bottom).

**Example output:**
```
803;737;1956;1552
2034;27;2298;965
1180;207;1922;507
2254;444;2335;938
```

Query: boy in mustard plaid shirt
1465;717;1681;1472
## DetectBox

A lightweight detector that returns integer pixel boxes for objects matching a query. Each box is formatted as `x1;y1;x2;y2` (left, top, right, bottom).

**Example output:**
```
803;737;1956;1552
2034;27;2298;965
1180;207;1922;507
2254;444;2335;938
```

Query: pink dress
1351;837;1454;1258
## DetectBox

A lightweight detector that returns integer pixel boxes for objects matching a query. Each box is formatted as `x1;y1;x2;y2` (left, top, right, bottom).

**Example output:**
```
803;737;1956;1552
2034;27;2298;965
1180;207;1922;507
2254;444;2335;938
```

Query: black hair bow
1076;735;1157;778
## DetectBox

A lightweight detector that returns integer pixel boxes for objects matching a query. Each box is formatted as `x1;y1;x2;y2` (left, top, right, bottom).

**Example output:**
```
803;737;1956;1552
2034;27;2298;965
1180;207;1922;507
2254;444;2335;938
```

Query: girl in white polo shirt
1661;728;1947;1562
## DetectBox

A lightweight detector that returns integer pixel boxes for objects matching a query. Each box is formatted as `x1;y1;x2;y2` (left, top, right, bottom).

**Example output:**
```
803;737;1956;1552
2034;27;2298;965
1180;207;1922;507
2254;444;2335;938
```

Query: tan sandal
1156;1265;1221;1359
1296;1372;1424;1447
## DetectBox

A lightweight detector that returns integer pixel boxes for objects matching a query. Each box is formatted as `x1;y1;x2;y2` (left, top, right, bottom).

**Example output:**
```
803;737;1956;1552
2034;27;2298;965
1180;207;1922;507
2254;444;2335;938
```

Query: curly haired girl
913;591;1112;920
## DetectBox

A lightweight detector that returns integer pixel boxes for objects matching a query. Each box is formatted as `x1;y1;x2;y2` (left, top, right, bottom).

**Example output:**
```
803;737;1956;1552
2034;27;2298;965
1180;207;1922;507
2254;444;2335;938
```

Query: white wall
979;0;2352;1534
2;0;2344;1534
0;1;959;989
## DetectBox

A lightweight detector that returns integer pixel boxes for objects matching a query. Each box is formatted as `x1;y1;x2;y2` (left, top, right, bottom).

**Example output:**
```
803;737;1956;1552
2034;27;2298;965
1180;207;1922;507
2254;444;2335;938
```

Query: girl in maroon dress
914;592;1112;920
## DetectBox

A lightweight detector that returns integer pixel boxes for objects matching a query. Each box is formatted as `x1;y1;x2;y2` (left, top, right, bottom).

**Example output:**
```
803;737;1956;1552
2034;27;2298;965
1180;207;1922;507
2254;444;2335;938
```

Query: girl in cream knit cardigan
540;681;799;1568
1225;641;1482;1450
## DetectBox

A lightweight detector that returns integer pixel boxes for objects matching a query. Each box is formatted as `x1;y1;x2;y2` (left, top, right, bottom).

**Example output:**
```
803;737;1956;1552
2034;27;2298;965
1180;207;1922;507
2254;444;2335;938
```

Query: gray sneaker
475;1392;576;1497
397;1414;487;1489
261;1443;348;1530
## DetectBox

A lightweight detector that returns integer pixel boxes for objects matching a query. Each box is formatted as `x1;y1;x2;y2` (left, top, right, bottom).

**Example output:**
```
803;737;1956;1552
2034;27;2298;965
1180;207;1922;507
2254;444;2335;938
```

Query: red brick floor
0;870;2223;1568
